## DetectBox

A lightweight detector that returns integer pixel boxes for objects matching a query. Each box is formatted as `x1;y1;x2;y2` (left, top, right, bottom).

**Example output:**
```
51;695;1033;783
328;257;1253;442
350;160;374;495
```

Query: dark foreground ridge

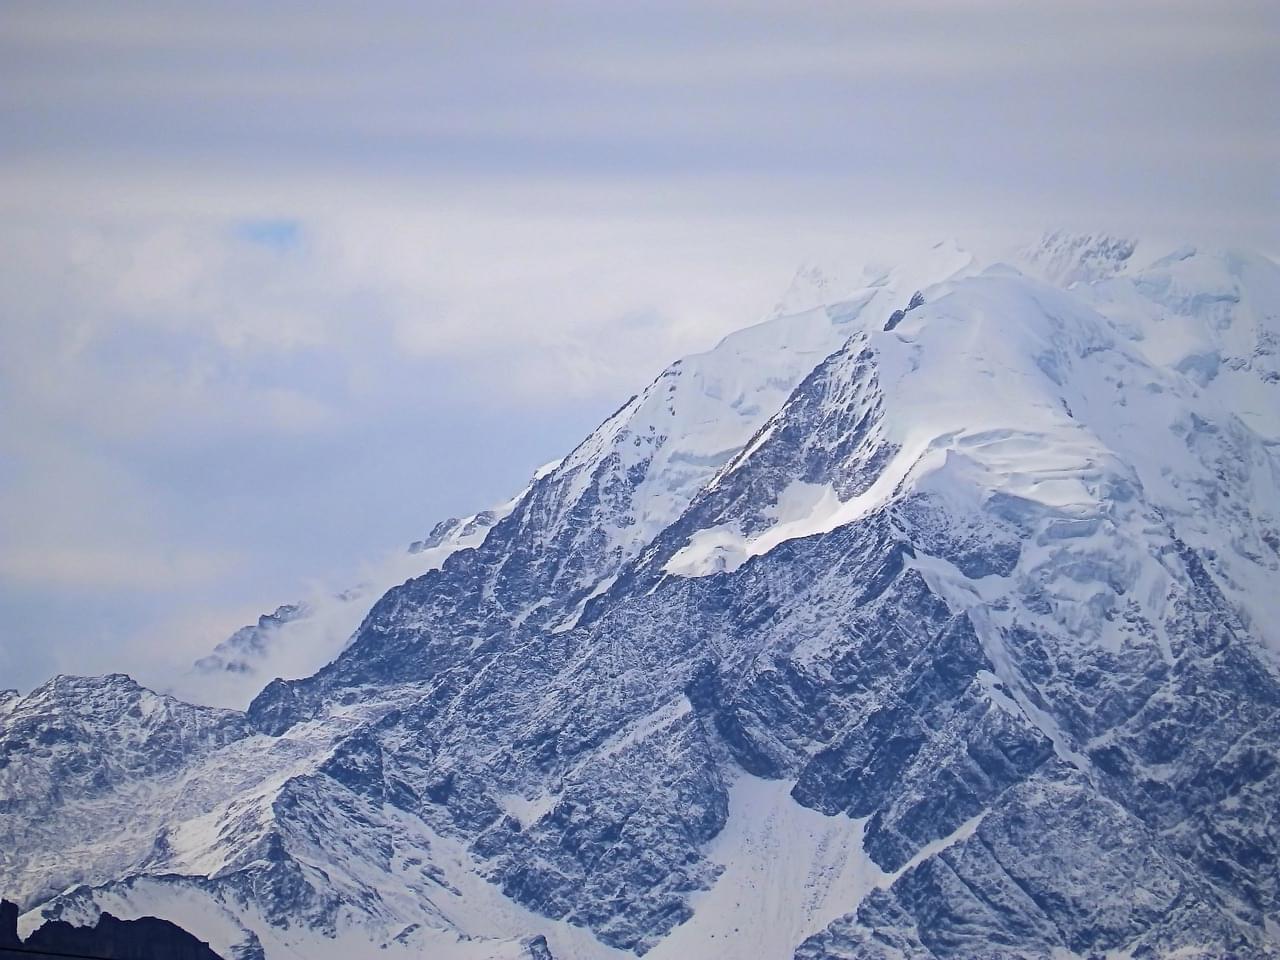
0;900;223;960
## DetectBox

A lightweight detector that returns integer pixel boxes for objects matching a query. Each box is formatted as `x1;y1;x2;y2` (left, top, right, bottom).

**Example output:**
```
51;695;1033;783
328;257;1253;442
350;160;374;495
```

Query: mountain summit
3;236;1279;959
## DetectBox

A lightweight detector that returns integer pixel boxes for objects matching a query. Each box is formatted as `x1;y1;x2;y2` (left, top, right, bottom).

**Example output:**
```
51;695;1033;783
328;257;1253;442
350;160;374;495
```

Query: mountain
3;235;1279;959
182;464;559;707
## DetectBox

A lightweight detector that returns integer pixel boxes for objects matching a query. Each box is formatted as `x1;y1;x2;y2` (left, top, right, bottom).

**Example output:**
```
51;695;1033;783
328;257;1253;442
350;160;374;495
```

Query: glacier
2;234;1279;959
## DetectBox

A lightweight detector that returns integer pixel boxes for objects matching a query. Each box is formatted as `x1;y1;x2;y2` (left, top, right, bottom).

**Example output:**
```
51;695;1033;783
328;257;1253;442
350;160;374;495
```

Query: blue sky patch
235;218;302;251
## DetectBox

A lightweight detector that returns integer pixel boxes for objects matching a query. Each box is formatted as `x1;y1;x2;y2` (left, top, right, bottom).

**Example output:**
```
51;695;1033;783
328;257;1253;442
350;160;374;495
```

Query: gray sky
1;0;1277;696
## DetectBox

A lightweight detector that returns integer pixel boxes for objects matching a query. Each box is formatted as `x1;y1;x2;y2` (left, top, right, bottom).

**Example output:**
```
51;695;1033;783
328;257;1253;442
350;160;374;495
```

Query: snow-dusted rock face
4;236;1280;959
194;603;313;676
0;675;251;911
182;467;552;708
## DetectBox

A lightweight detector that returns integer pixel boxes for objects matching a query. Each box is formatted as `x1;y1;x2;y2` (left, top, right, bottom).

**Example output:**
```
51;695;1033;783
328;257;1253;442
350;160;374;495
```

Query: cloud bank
0;0;1275;696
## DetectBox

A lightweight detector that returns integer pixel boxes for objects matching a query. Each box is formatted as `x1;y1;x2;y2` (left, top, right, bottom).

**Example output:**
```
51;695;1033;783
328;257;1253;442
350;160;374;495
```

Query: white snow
647;770;998;960
665;441;930;577
659;247;1280;669
647;773;883;960
537;239;978;596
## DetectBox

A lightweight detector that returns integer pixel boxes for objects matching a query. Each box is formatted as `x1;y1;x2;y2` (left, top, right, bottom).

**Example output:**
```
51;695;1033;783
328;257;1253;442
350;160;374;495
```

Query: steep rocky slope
3;236;1278;959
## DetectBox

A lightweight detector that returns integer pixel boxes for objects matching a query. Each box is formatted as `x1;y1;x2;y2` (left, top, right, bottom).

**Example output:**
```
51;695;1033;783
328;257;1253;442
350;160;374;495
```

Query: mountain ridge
4;234;1279;959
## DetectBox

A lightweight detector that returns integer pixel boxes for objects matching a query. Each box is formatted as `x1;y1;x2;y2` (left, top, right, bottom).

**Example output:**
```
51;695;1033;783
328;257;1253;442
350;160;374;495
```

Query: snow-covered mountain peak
6;236;1280;960
770;238;975;319
23;672;153;708
656;252;1279;656
488;240;981;619
6;672;244;738
658;271;1127;577
1095;245;1280;407
770;260;848;318
1013;229;1142;287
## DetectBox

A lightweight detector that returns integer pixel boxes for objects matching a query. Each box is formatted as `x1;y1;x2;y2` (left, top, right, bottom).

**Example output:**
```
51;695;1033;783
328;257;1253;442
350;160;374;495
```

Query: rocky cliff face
183;473;546;707
3;237;1278;959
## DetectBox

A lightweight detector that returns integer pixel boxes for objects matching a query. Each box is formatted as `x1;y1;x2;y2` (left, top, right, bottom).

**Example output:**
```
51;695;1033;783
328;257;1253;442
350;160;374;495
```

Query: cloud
2;1;1275;210
163;543;468;709
0;0;1274;696
0;546;237;591
0;194;802;693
